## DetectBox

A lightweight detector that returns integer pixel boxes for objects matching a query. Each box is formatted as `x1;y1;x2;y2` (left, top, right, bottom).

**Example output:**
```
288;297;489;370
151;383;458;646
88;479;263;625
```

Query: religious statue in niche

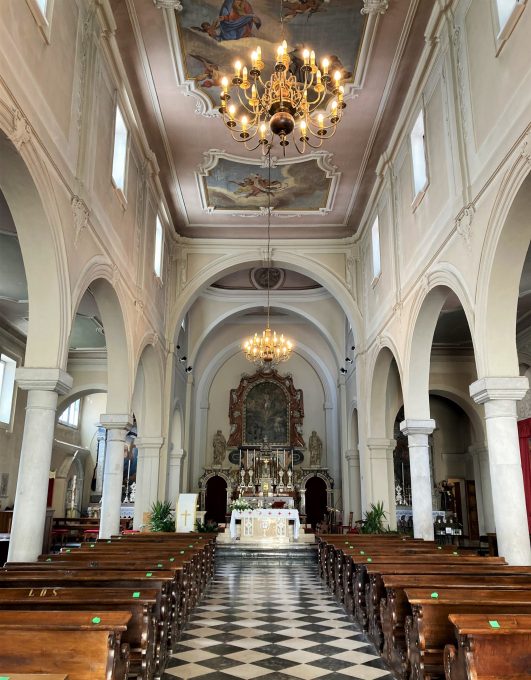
212;429;227;466
308;430;323;467
227;368;305;449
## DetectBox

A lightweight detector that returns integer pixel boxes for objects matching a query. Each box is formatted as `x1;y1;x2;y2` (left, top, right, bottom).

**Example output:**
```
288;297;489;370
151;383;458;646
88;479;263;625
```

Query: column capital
366;437;396;450
99;413;133;430
15;368;73;395
400;419;435;436
136;436;164;449
469;376;529;404
170;447;185;461
345;449;360;463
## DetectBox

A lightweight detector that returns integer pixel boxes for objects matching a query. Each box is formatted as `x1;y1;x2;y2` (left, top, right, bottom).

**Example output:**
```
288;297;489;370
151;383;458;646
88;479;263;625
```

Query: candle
316;69;322;86
259;122;267;139
322;58;329;75
334;70;341;85
310;50;316;67
221;76;228;93
234;60;242;77
242;66;248;82
228;104;236;120
251;51;257;68
318;113;324;129
303;49;310;66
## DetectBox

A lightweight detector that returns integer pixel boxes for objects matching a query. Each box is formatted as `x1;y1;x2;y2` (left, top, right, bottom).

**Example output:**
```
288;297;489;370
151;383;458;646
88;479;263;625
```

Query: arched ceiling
110;0;434;238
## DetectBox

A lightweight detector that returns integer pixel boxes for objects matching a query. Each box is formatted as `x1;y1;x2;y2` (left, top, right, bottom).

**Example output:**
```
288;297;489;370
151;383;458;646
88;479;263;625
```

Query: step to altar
216;540;317;561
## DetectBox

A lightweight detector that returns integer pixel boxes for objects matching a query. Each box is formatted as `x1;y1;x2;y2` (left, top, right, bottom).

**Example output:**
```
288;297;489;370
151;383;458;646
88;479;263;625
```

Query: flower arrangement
230;498;252;511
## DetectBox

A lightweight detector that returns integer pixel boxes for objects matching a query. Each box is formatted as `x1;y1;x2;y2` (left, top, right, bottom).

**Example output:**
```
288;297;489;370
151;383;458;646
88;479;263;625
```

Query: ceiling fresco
197;151;338;213
111;0;435;237
177;0;365;106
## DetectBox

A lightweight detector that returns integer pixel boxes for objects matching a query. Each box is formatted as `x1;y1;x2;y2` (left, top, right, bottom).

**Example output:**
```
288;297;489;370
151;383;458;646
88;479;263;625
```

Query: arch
57;385;107;413
189;300;343;366
428;385;484;443
476;165;531;376
404;281;476;418
0;128;69;367
368;344;404;438
171;250;363;346
132;342;164;438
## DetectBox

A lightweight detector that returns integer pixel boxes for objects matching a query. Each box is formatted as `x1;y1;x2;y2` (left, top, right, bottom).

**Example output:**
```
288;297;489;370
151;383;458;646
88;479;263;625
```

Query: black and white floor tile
163;560;393;680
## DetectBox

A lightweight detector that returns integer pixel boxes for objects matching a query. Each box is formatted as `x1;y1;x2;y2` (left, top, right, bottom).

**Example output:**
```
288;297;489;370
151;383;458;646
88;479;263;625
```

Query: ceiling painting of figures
177;0;366;103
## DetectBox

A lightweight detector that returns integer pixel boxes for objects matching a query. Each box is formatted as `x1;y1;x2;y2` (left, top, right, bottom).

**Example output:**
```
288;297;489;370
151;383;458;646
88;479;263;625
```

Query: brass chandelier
219;0;346;155
242;150;294;366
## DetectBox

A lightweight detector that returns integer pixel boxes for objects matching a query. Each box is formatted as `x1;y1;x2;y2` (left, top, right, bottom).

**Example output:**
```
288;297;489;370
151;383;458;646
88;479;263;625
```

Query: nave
164;558;390;680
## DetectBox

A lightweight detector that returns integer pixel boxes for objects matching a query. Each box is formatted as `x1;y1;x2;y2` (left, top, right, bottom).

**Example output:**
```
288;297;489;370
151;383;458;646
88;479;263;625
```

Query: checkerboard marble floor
163;560;393;680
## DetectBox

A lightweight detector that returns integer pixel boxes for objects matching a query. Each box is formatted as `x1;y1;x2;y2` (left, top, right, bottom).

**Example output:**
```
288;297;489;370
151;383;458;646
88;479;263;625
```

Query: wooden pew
0;587;159;680
379;572;531;680
0;610;131;680
0;676;69;679
0;570;174;677
405;588;531;680
444;614;531;680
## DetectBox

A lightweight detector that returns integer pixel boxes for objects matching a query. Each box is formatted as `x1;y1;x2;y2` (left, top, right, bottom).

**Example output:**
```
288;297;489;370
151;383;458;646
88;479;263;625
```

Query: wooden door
205;476;227;524
305;477;327;529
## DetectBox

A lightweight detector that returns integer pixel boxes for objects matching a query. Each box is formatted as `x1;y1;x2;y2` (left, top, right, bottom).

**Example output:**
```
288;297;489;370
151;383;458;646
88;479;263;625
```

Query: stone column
167;448;185;503
99;414;132;539
400;420;435;540
133;436;164;530
468;443;495;535
338;377;350;515
470;377;531;565
366;438;397;529
8;368;73;562
345;449;362;521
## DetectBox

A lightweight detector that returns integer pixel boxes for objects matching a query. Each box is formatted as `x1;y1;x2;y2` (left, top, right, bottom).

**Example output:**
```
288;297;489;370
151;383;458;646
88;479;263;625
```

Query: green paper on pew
180;550;185;554
489;620;501;628
437;546;442;549
90;544;95;548
146;572;153;577
453;552;459;555
66;549;71;553
107;540;112;544
157;563;163;567
170;557;175;562
360;550;365;555
189;544;193;547
367;558;372;562
0;675;11;679
92;616;101;624
46;557;52;562
430;592;439;599
132;592;140;598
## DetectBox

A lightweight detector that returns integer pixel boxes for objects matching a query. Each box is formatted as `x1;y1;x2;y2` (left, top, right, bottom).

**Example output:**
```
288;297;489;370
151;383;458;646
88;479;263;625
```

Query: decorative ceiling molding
195;149;340;217
153;0;183;11
163;2;381;117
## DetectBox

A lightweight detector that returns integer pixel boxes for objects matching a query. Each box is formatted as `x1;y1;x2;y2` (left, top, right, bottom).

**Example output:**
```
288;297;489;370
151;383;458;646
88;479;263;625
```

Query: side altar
198;369;336;537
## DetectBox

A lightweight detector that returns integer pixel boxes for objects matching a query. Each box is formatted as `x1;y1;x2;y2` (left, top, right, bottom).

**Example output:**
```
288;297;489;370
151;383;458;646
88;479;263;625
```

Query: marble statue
212;429;227;466
309;430;322;467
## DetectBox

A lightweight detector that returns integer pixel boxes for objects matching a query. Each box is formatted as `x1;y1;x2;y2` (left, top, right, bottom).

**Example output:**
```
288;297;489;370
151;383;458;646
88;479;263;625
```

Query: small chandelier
219;0;346;155
242;151;294;366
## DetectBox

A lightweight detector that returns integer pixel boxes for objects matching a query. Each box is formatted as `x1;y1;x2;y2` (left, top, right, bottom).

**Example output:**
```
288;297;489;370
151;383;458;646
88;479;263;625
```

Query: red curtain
517;418;531;531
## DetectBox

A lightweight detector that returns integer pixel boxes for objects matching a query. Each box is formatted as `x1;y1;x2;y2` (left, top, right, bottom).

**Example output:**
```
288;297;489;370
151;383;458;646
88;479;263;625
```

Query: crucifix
181;509;191;525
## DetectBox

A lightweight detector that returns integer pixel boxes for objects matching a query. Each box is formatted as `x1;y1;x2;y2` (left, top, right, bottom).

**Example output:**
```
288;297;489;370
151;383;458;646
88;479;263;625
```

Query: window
410;110;428;199
154;216;164;279
112;105;128;193
35;0;48;12
59;399;80;428
371;216;381;281
496;0;517;28
25;0;54;42
0;354;16;425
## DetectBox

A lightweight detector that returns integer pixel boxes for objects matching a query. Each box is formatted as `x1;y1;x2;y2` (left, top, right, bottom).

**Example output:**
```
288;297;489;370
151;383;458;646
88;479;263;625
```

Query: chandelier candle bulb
234;60;241;77
303;49;310;65
322;58;329;75
334;70;341;85
310;50;316;67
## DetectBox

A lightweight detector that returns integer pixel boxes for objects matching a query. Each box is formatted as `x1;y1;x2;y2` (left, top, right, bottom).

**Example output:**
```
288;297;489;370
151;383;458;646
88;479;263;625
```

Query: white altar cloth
230;509;300;540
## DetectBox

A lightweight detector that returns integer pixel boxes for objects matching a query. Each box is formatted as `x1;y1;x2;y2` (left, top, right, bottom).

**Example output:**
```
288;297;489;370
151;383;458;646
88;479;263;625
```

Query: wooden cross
181;510;191;525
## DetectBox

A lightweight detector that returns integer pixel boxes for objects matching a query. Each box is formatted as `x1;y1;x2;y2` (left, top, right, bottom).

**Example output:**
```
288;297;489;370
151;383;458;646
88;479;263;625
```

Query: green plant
360;501;387;534
148;500;175;532
195;519;219;533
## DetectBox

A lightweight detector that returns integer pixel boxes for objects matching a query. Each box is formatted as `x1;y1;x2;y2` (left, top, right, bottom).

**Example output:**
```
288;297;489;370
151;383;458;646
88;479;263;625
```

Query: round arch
367;344;404;438
0;129;69;367
171;250;363;346
476;166;531;376
404;281;476;418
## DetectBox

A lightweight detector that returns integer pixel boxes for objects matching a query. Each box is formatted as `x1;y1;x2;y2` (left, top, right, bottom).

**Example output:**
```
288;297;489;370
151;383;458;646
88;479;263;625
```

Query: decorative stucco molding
71;195;90;247
8;108;31;151
153;0;183;10
361;0;389;15
455;204;475;251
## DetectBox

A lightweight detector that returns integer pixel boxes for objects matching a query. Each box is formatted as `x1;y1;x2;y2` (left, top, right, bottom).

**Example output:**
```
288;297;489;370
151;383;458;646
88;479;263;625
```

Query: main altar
198;368;336;541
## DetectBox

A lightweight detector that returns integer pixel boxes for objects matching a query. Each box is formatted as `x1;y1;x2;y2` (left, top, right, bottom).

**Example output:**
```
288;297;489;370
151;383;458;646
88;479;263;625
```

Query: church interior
0;0;531;678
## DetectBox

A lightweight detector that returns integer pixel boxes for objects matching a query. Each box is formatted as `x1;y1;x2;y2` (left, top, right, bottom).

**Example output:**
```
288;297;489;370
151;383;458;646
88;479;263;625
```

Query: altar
230;508;300;542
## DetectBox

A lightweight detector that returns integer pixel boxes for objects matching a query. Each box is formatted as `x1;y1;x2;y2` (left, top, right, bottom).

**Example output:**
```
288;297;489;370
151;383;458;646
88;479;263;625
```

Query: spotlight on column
345;357;353;363
339;367;347;374
351;345;355;351
185;366;193;373
179;356;187;363
176;344;181;350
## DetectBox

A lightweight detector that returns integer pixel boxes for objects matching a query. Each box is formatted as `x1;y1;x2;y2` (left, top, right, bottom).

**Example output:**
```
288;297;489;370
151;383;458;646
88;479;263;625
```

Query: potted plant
360;501;388;534
148;500;175;532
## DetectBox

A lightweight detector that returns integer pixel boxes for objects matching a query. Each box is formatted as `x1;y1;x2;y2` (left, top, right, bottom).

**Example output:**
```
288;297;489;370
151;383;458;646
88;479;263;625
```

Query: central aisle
164;559;392;680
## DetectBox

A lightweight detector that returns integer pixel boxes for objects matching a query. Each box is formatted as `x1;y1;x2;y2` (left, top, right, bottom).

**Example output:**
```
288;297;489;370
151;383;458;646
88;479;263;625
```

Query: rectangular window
496;0;517;28
371;216;381;280
410;110;428;198
36;0;48;13
59;399;80;428
112;105;128;193
154;216;164;279
0;354;16;425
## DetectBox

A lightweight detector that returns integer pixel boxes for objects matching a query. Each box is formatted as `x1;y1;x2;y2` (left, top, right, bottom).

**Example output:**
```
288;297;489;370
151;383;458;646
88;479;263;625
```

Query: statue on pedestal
212;430;226;466
309;430;322;467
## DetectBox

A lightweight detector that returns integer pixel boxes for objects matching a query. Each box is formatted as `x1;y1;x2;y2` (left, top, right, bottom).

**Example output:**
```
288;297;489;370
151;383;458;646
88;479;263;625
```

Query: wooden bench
0;610;131;680
379;572;531;680
0;570;174;677
0;587;159;680
405;588;531;680
444;613;531;680
0;675;69;679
